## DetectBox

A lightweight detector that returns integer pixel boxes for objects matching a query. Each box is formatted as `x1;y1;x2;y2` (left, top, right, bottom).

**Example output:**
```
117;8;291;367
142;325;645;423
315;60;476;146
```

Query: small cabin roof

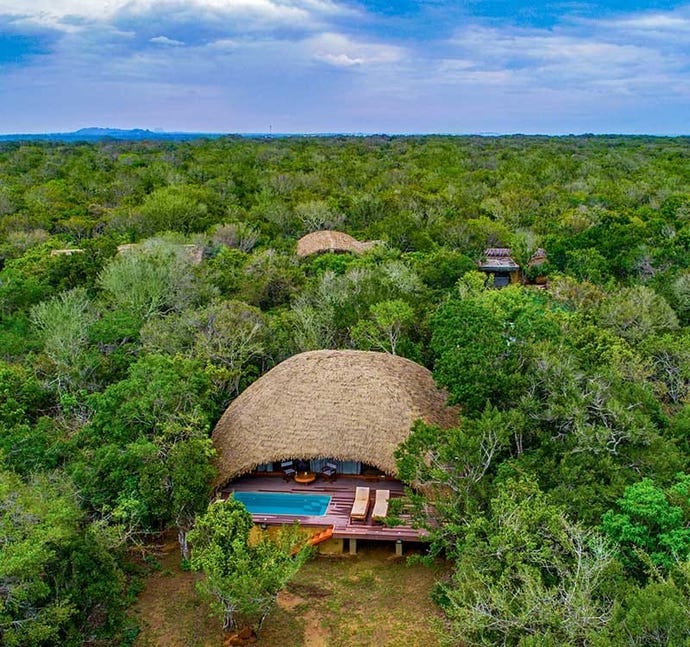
479;247;520;272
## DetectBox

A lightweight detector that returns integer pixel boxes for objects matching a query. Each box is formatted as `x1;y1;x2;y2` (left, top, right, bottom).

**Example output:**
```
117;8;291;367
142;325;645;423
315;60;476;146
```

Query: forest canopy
2;134;690;644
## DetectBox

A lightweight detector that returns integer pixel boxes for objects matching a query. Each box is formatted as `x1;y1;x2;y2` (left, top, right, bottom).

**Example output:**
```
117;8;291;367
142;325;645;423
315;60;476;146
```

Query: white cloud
207;38;241;50
443;15;688;96
437;59;514;86
0;0;354;31
596;10;690;35
150;35;185;46
308;32;405;67
318;53;364;66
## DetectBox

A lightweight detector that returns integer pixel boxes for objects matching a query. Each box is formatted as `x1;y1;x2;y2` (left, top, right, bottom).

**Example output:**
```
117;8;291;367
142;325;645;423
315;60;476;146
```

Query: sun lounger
350;486;370;521
371;489;390;522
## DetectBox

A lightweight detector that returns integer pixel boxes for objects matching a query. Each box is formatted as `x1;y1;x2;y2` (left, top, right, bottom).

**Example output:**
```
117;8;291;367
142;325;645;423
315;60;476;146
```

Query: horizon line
1;128;690;139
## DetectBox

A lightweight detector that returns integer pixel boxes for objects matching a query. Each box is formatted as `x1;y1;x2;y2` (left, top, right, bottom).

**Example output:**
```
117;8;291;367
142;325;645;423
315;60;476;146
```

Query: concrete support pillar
349;538;357;555
395;539;403;557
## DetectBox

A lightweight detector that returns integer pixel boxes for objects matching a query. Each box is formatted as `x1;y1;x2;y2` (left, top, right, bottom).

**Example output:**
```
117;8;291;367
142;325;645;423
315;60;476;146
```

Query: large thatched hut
212;350;458;487
296;230;377;257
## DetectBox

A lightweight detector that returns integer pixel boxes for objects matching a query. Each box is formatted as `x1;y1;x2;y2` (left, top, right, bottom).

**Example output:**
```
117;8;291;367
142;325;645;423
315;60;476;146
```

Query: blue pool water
233;492;331;516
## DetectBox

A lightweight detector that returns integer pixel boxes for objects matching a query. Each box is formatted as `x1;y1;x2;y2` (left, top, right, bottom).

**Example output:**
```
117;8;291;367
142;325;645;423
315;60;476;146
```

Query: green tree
85;354;216;445
601;475;690;576
131;185;217;234
168;438;216;561
439;478;616;646
640;333;690;406
605;571;690;646
0;469;77;646
520;338;658;456
294;199;343;232
0;252;54;316
71;355;218;554
564;247;609;284
141;299;267;396
597;286;679;343
189;498;311;634
430;295;506;412
350;299;414;355
98;239;200;325
395;407;525;557
0;467;128;646
30;288;96;392
430;283;561;413
410;249;477;293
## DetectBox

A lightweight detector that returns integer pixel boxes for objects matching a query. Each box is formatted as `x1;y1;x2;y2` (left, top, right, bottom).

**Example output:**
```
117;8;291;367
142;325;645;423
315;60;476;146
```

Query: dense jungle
2;134;690;645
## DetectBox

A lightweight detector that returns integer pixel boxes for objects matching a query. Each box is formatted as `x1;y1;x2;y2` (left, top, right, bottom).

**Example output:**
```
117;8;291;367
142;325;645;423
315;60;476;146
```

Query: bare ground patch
261;544;447;647
131;540;221;647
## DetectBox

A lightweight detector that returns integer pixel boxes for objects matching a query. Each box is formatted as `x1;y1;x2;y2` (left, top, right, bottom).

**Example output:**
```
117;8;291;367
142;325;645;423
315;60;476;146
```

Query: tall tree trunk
178;527;190;561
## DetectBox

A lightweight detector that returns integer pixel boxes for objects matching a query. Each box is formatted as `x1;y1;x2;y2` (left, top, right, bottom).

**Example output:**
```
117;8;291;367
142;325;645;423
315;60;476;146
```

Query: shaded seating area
350;486;370;521
371;489;390;522
320;462;338;481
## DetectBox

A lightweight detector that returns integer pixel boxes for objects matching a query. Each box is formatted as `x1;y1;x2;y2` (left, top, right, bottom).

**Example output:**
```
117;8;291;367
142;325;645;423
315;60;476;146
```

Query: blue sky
0;1;688;134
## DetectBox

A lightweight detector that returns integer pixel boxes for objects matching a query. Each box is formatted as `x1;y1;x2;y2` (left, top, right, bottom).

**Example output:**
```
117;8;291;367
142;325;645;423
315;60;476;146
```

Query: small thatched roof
479;247;520;272
50;248;84;256
212;350;458;486
528;248;548;267
296;230;377;257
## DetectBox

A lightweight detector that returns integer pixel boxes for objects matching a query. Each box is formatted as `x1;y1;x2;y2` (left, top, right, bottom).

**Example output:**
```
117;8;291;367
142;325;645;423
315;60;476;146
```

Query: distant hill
0;127;228;142
0;128;389;143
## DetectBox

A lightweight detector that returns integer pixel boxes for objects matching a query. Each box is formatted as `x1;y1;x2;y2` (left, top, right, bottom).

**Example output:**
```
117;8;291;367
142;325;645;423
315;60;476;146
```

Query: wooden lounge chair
320;462;338;481
350;486;370;522
281;461;296;481
371;489;390;522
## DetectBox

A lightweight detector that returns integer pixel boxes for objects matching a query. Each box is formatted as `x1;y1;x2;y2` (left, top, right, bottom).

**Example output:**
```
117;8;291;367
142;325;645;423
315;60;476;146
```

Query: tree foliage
438;478;616;647
0;466;129;646
189;498;311;632
601;475;690;576
3;134;690;642
98;240;201;325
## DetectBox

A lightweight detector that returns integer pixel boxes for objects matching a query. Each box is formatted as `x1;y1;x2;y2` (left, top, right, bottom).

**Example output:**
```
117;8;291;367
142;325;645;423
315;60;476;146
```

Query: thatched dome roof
212;350;458;485
296;230;376;257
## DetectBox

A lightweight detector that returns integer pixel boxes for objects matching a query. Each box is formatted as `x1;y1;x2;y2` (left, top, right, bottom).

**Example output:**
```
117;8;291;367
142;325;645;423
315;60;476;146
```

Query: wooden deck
222;474;428;543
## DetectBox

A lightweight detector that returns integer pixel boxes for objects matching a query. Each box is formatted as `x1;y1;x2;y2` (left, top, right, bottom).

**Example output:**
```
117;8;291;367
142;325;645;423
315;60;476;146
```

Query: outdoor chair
281;460;296;481
371;489;390;523
350;486;370;522
320;462;338;481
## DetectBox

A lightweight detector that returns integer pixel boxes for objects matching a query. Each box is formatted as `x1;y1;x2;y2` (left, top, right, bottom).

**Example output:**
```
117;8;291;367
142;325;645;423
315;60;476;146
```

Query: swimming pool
233;492;331;516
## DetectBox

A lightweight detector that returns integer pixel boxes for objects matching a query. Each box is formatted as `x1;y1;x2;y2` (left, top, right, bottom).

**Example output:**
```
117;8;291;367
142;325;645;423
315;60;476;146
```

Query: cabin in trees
478;248;521;287
211;349;458;553
296;230;378;257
